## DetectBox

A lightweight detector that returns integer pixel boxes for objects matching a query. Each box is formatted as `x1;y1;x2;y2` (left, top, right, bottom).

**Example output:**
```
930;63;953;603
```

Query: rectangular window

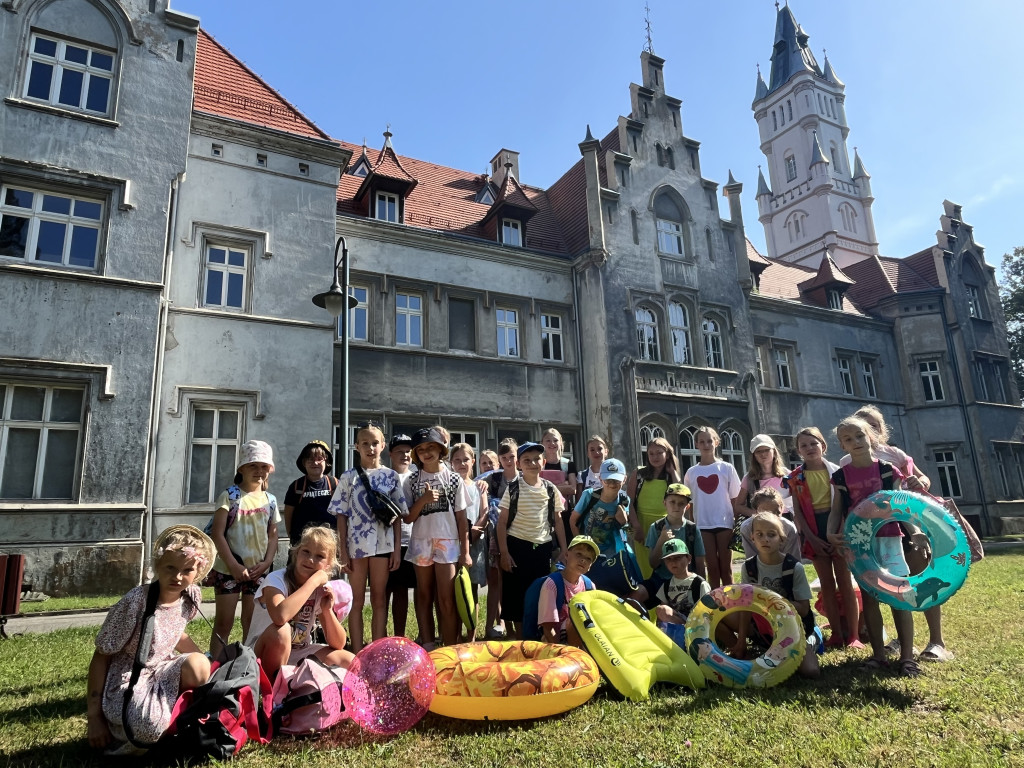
774;348;792;390
1015;449;1024;497
920;360;944;402
395;292;423;347
448;431;479;454
975;362;989;401
24;34;115;115
376;192;399;222
342;285;368;341
298;163;309;176
657;219;684;255
502;219;522;246
0;185;103;269
934;450;962;498
785;156;797;182
995;449;1010;498
838;357;854;395
211;144;223;157
993;362;1007;403
966;285;982;318
861;360;877;399
755;346;768;385
541;314;564;362
0;381;84;499
827;289;843;310
256;153;267;168
186;405;241;504
202;244;248;309
496;308;520;358
449;297;476;352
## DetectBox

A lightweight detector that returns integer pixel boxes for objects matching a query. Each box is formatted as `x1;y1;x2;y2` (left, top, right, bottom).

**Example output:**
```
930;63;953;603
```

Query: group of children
89;406;951;752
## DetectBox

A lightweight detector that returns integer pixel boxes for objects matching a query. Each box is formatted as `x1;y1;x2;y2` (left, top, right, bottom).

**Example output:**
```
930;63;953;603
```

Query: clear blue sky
183;0;1024;271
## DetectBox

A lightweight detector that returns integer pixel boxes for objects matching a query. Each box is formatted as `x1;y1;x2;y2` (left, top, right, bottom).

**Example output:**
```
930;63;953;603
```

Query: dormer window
351;163;369;177
827;289;843;310
376;191;399;223
477;187;495;205
501;218;522;247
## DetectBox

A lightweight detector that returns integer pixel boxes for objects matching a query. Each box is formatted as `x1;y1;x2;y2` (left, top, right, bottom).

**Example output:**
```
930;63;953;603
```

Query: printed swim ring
684;584;805;688
428;641;600;720
454;565;476;635
844;490;970;610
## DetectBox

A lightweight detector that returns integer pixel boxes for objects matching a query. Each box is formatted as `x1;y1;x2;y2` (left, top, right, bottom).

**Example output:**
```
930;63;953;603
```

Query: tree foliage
999;246;1024;391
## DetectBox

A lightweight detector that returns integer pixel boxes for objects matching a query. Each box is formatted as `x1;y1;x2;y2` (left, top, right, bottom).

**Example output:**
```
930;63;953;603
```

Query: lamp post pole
313;236;358;473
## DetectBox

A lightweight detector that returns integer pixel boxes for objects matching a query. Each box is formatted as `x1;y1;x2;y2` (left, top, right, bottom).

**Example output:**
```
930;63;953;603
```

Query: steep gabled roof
546;127;618;257
194;29;329;140
354;132;417;201
334;140;568;256
766;5;823;95
751;240;870;317
798;254;855;293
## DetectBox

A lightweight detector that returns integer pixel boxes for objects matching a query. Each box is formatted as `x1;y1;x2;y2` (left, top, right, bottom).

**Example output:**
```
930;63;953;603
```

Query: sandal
859;657;887;674
919;643;955;662
899;658;922;677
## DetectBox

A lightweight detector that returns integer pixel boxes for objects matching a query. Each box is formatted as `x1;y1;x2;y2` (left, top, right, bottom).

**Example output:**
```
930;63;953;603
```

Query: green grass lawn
2;553;1023;767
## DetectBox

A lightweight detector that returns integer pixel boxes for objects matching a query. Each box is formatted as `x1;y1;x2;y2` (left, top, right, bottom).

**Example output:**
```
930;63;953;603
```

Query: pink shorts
405;537;460;566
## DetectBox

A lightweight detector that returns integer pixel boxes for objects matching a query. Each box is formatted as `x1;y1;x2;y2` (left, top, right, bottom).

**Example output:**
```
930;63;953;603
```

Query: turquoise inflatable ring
684;584;805;689
844;490;970;611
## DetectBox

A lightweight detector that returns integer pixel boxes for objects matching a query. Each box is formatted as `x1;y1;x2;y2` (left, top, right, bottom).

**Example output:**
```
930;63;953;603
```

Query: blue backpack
521;571;594;641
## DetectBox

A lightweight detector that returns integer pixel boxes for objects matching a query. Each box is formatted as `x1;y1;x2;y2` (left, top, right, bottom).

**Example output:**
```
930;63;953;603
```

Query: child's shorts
387;546;418;590
874;536;911;577
207;569;263;596
406;537;459;567
287;643;328;665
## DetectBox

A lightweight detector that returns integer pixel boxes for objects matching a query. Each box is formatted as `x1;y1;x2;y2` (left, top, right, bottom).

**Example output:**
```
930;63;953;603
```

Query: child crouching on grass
537;535;599;646
245;526;353;681
739;487;802;561
88;525;215;755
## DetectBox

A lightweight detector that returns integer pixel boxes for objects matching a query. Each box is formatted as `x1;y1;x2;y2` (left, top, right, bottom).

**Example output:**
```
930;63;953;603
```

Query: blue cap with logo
600;458;626;482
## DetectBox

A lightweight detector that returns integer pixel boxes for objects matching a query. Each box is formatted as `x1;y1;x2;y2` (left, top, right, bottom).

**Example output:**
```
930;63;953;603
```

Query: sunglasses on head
355;420;385;430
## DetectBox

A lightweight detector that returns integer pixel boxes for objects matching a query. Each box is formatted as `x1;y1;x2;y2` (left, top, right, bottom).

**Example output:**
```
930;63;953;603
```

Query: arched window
654;193;686;256
678;425;701;472
963;259;987;319
703;316;724;368
830;144;842;174
720;428;746;474
839;203;857;233
669;302;692;365
639;422;666;465
656;144;665;167
635;307;660;361
786;211;806;243
784;153;797;182
666;147;676;170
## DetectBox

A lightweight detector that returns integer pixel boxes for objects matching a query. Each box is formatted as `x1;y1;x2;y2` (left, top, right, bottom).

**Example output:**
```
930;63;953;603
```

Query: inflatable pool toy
568;590;704;700
844;490;970;610
684;584;804;688
454;565;476;635
429;641;599;720
342;637;435;735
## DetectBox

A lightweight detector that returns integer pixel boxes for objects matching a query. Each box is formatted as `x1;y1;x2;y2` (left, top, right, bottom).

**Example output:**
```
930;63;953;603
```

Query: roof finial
643;2;654;54
774;0;780;10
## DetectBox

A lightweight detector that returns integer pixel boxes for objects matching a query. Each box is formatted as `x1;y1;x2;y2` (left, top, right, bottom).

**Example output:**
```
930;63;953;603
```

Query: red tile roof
752;243;870;317
546;127;618;257
335;139;569;256
194;29;329;140
797;254;855;293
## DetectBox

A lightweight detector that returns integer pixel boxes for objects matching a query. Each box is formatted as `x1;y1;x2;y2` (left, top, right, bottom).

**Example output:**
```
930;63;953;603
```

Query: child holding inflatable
537;535;599;645
828;416;920;677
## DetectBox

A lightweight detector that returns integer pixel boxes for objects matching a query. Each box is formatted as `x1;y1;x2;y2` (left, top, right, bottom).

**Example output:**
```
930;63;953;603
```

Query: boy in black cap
283;440;338;547
387;433;417;637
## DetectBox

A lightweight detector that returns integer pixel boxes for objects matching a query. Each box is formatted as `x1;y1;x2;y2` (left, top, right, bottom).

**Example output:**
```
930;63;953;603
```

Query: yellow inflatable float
429;641;600;720
568;590;705;700
454;565;476;635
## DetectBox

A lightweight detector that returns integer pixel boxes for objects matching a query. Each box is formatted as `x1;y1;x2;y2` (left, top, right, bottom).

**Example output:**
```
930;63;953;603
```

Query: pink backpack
271;657;348;736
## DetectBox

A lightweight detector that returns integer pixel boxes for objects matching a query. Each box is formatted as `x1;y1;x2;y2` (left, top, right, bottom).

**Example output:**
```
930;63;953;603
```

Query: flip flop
859;657;887;674
919;643;955;662
899;658;922;677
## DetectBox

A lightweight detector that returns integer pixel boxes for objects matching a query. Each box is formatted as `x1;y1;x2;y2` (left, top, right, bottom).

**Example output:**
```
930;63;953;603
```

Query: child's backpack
271;656;348;736
123;582;272;759
576;488;630;533
505;477;559;535
521;570;594;641
202;484;244;536
744;554;817;638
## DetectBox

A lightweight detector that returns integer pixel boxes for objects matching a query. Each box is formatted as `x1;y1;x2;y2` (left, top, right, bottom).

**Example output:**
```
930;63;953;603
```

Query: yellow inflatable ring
428;640;600;720
454;565;476;635
684;584;805;688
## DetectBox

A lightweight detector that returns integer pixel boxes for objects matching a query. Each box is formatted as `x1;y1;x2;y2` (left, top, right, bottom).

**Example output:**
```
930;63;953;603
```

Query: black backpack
744;554;817;638
505;477;559;535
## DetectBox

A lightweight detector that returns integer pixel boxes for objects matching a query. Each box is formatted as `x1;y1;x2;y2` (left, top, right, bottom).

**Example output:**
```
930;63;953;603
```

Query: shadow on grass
2;740;98;768
2;694;85;723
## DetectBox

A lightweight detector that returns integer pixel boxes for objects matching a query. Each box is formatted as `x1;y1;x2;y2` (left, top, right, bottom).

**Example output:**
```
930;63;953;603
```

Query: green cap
662;538;690;558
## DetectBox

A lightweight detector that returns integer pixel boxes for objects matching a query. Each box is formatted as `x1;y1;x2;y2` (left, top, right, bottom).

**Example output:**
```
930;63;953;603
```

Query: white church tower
752;5;878;269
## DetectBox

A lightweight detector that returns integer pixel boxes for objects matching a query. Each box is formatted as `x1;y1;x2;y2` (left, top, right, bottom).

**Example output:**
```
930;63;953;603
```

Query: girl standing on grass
576;435;609;497
451;442;489;639
828;416;920;677
627;437;682;578
786;427;858;649
207;440;280;659
404;428;472;649
482;438;520;638
329;423;406;653
683;427;741;589
541;428;578;547
245;526;353;680
733;434;792;520
88;525;215;754
282;440;337;547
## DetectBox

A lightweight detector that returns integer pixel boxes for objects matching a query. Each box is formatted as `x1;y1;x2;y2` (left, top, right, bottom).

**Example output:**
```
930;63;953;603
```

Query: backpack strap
631;471;645;516
689;575;706;606
744;557;758;583
298;477;307;498
506;478;521;528
122;582;162;748
831;466;852;513
879;460;894;491
577;490;603;531
780;553;798;599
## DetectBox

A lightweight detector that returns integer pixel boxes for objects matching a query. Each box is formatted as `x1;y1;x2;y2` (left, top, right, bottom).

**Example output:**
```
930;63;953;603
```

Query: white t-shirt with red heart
684;461;742;530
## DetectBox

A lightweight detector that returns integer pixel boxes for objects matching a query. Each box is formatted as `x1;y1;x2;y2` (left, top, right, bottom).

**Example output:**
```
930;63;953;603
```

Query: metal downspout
571;267;588;440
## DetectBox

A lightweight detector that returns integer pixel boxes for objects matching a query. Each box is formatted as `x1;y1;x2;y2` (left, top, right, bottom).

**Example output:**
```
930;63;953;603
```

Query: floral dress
95;584;200;747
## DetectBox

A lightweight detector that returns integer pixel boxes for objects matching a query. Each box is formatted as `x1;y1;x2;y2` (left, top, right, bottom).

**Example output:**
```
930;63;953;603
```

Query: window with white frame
827;289;843;310
502;219;522;247
933;450;962;497
541;314;564;362
635;307;660;361
721;428;746;475
342;285;369;341
785;154;797;182
654;194;686;256
375;191;399;222
755;345;769;385
965;284;983;319
395;292;423;347
186;404;242;504
861;359;877;399
202;243;248;309
0;185;103;269
639;422;666;465
448;431;479;454
774;348;793;389
24;33;115;116
920;360;944;402
994;448;1010;498
703;316;724;368
975;362;989;401
0;381;84;499
678;425;700;473
669;302;692;365
993;361;1008;403
838;357;854;395
496;308;519;357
